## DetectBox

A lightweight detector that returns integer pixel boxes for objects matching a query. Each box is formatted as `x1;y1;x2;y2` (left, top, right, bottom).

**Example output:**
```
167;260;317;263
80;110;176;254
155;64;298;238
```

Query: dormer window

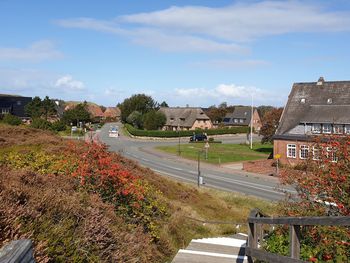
322;124;332;134
300;98;306;103
327;98;332;104
312;124;321;134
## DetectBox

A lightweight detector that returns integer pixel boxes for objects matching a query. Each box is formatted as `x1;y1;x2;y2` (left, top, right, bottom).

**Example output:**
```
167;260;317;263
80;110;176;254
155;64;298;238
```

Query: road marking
178;249;246;259
205;174;285;195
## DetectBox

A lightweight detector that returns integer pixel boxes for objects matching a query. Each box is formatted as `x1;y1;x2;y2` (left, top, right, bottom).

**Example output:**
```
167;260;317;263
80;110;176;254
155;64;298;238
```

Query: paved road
99;123;294;201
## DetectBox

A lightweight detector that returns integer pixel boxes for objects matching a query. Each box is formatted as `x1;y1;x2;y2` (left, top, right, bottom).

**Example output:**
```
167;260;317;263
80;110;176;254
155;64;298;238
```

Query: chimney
317;77;325;86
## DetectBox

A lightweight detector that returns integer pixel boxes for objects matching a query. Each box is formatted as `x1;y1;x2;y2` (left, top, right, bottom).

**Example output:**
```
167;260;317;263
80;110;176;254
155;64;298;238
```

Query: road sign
71;126;77;132
274;154;281;159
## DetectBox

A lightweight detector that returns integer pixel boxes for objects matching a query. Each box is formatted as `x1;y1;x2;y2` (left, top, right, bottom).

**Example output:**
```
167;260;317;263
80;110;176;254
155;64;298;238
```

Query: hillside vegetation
0;124;275;262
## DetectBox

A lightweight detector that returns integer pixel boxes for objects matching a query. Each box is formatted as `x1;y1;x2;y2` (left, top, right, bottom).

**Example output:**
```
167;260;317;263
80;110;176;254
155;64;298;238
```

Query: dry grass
0;125;277;262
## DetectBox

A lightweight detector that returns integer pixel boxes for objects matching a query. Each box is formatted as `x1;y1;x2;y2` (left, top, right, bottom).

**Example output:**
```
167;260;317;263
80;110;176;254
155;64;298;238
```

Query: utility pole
178;122;181;156
250;94;254;150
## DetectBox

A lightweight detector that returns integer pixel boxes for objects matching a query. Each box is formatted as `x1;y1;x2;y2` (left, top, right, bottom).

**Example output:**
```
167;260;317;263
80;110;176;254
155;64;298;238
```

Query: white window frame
299;145;309;160
322;124;332;134
326;147;338;163
1;108;10;114
312;146;320;161
312;124;321;134
234;118;238;123
333;124;344;134
345;125;350;135
239;119;244;123
287;144;296;158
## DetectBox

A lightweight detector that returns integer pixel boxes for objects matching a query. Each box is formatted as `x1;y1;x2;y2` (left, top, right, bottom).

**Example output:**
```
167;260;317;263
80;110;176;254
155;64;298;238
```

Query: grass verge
156;142;273;164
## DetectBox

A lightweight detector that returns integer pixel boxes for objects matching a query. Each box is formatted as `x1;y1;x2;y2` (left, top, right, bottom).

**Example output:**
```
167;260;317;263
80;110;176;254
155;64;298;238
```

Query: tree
143;110;166;130
159;101;169;107
25;96;43;119
126;111;143;129
62;103;91;126
42;96;57;120
270;135;350;261
119;94;157;122
259;107;283;143
205;106;228;123
25;96;57;120
257;105;275;120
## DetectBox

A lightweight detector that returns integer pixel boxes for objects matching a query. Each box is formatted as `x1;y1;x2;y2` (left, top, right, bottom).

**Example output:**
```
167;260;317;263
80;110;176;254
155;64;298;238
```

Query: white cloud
54;75;85;91
191;59;268;69
0;40;63;62
55;1;350;53
172;83;286;106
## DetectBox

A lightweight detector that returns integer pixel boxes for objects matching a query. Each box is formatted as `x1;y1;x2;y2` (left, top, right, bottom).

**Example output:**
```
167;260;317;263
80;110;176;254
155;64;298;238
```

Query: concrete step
172;233;248;263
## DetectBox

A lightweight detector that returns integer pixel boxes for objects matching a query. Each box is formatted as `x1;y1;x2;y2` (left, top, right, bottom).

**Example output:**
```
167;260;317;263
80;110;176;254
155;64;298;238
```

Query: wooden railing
0;239;35;263
246;209;350;263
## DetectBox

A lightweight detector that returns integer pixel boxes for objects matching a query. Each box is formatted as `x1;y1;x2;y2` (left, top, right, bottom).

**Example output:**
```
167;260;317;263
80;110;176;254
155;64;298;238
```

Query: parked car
190;134;207;142
109;126;119;138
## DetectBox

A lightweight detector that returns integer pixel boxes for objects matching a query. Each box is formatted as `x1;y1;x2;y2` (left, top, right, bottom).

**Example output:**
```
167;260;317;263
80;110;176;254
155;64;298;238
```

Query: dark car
190;134;207;142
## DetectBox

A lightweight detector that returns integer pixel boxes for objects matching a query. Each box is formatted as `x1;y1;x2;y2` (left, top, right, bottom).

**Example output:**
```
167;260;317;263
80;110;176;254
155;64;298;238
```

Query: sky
1;0;350;107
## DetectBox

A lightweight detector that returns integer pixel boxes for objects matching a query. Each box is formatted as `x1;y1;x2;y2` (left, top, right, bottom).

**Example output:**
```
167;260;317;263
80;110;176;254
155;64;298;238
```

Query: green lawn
156;142;273;164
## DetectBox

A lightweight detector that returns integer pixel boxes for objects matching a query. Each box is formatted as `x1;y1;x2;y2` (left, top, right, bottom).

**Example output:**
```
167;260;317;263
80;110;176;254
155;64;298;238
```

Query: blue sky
1;0;350;107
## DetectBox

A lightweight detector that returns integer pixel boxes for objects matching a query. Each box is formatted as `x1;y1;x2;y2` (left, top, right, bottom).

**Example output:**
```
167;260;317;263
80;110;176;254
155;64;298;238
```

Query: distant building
274;77;350;165
103;107;121;121
0;95;32;120
158;107;213;130
222;106;262;131
64;102;104;120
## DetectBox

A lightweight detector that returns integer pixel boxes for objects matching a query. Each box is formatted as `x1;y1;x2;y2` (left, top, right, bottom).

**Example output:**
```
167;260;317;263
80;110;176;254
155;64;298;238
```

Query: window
312;146;320;161
300;98;306;103
327;98;332;104
299;145;309;159
322;124;332;134
1;108;10;114
16;100;21;105
239;119;244;123
312;124;321;134
326;147;338;163
333;125;344;134
223;118;231;123
345;125;350;135
287;144;296;158
234;118;238;123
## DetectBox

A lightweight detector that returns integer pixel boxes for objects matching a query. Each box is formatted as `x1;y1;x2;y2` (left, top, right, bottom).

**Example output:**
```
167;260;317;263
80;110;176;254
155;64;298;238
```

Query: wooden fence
246;209;350;263
0;240;35;263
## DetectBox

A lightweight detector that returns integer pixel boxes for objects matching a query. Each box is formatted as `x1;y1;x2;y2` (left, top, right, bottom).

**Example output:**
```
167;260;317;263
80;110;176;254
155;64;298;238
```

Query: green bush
51;120;66;132
125;123;249;137
30;118;52;130
2;114;22;126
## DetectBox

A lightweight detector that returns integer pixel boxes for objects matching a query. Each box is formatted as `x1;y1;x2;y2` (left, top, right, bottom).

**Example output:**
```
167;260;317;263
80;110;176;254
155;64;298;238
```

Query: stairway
172;233;249;263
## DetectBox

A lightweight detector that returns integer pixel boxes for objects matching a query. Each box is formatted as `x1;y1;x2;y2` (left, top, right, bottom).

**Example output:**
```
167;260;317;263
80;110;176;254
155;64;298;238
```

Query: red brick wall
273;139;313;165
243;159;275;175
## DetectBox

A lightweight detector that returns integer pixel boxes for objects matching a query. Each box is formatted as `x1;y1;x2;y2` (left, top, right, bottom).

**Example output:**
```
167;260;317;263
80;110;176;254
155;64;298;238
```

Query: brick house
222;106;262;131
274;77;350;165
158;107;213;130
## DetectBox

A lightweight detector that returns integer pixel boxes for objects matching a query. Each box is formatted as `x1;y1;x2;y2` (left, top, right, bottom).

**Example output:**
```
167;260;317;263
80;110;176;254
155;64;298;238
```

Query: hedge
125;123;249;138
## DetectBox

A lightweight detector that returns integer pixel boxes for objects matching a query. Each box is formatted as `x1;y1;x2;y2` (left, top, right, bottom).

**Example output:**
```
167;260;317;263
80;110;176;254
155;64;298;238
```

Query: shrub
30;118;52;130
125;124;249;137
2;114;21;126
51;120;66;132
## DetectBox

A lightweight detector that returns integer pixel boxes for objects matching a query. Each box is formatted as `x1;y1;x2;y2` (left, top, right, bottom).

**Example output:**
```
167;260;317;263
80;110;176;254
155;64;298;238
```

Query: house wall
274;139;314;165
191;119;213;130
252;110;262;131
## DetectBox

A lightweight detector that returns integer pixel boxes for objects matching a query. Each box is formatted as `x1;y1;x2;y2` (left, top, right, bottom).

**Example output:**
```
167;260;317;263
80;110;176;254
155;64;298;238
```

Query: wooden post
290;225;301;259
247;222;256;263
